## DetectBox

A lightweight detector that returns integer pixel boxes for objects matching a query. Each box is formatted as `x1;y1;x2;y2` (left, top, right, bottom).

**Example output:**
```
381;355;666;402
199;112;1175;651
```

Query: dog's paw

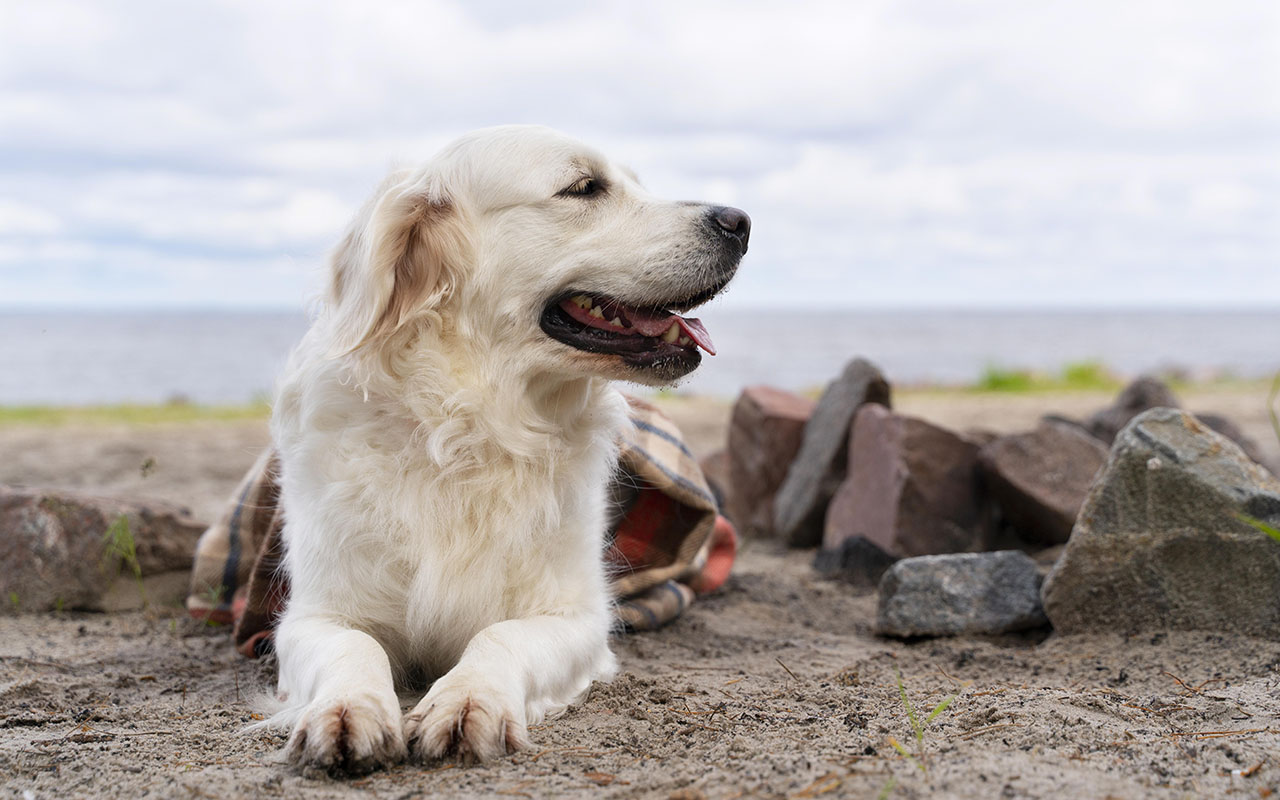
284;693;407;774
404;678;530;763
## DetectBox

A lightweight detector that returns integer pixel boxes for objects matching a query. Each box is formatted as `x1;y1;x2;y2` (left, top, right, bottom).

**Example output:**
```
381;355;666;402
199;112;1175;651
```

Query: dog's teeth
589;306;604;319
609;317;623;327
661;324;680;343
678;335;692;346
571;295;592;309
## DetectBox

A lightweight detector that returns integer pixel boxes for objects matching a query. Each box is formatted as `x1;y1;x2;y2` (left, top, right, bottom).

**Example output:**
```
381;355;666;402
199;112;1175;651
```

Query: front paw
404;676;530;763
285;693;407;774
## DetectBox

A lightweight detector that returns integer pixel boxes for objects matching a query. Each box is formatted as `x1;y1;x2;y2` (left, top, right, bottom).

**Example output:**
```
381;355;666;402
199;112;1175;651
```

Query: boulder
725;386;815;538
978;421;1108;545
812;536;898;590
876;551;1047;638
773;358;891;547
824;404;985;557
0;487;205;613
1196;413;1270;471
1085;376;1180;444
1042;408;1280;636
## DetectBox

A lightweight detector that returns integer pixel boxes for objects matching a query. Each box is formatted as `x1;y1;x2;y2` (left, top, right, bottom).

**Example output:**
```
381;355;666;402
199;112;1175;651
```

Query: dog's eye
560;177;601;198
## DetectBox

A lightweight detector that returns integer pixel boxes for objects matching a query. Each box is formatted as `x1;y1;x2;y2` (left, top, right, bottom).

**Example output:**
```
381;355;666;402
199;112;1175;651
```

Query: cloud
0;0;1276;308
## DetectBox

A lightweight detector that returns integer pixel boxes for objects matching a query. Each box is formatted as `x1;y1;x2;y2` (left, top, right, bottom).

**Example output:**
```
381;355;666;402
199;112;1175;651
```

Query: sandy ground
2;388;1279;799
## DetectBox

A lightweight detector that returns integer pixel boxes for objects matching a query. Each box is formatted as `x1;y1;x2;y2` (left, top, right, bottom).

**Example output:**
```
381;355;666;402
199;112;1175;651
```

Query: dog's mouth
539;283;725;371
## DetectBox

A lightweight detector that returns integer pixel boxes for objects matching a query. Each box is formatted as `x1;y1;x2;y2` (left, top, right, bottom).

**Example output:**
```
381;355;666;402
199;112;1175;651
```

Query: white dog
268;125;749;772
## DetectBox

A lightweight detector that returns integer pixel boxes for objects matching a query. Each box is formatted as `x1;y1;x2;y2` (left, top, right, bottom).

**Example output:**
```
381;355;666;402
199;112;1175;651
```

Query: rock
725;386;815;538
698;449;732;514
1086;376;1180;444
824;404;984;557
875;551;1047;637
0;487;205;613
813;536;899;589
1042;408;1280;636
773;358;891;547
978;421;1109;545
1196;413;1269;471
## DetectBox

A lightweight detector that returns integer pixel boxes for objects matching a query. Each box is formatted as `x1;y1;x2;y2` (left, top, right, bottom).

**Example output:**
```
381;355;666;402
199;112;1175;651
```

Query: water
1;308;1277;405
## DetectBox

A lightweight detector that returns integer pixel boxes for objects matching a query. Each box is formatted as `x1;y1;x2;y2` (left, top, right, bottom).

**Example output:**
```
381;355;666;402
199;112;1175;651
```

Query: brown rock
0;487;205;613
726;386;815;538
824;405;984;557
978;421;1108;545
773;358;892;547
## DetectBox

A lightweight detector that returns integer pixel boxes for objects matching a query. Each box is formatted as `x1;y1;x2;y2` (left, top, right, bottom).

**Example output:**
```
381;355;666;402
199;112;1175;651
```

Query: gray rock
1196;413;1270;472
1042;408;1280;636
773;358;891;547
978;421;1108;545
876;551;1047;638
726;386;815;538
1086;376;1180;444
813;536;899;590
0;487;205;613
824;404;985;557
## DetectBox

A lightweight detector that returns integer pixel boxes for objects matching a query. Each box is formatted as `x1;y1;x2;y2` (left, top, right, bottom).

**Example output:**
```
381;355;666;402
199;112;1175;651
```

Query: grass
0;402;269;427
102;513;147;607
973;359;1121;393
886;668;959;777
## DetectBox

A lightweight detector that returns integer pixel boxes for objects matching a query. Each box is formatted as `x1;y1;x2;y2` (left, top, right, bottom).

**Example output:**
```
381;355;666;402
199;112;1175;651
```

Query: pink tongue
559;299;717;355
618;306;716;355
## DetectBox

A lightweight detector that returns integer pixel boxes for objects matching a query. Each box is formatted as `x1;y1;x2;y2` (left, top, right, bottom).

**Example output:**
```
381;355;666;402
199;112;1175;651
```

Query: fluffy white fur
268;125;745;772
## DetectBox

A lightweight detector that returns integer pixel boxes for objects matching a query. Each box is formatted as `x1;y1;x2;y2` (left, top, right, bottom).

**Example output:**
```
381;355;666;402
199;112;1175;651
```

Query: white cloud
0;0;1276;308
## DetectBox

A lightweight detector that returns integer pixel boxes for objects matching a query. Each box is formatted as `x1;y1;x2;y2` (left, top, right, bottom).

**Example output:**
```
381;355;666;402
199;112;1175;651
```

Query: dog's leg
275;615;407;773
403;613;615;763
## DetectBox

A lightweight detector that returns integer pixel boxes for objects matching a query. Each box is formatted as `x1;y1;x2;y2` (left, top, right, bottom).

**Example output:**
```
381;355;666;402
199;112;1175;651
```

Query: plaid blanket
187;396;737;658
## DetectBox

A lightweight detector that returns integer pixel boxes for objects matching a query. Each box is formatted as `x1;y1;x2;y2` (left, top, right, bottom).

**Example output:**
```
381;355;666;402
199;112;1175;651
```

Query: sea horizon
3;306;1278;406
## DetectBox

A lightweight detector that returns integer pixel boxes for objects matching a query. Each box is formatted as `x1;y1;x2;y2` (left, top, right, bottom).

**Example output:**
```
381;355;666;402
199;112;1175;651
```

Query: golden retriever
268;125;749;772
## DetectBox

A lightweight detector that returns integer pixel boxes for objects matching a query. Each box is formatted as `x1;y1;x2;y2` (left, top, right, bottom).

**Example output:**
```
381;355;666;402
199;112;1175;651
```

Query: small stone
773;358;891;548
824;405;985;557
726;386;815;538
1042;408;1280;636
876;551;1047;638
978;421;1108;545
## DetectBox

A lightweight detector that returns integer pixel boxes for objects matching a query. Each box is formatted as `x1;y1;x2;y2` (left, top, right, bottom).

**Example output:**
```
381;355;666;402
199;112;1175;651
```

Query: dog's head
326;125;749;385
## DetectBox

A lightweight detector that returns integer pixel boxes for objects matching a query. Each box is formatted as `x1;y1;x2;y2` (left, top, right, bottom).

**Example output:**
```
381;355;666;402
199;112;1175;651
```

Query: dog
268;125;749;772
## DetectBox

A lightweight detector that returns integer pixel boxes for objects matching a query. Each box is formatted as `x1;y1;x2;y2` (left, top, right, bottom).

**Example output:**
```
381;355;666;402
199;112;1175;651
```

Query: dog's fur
269;126;748;771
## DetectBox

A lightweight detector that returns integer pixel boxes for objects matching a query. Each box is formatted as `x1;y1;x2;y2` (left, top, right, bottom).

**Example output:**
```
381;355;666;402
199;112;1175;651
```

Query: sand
2;387;1278;799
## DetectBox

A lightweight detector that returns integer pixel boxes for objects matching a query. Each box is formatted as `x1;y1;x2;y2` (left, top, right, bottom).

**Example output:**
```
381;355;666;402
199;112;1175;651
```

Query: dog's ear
327;175;468;355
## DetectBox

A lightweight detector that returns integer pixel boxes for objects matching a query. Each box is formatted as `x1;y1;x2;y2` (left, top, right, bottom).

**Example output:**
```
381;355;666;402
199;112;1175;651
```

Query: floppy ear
326;174;468;356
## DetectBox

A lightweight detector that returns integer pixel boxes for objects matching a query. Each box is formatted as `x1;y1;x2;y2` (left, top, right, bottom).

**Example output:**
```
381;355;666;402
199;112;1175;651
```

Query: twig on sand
776;657;799;681
793;771;842;797
1167;728;1277;740
959;723;1024;741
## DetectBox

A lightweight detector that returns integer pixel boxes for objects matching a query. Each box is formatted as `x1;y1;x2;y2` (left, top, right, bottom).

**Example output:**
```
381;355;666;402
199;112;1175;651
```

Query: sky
1;0;1277;310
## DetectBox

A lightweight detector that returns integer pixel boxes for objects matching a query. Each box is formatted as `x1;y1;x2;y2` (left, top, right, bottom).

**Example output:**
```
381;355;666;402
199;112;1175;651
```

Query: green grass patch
0;403;270;427
972;360;1123;394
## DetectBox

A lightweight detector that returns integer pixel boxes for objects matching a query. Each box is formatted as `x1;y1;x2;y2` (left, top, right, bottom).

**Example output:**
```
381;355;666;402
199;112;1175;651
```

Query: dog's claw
404;686;529;763
285;695;407;774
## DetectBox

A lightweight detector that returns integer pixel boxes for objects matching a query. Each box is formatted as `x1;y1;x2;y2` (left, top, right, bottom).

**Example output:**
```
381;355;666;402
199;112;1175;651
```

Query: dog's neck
346;322;625;467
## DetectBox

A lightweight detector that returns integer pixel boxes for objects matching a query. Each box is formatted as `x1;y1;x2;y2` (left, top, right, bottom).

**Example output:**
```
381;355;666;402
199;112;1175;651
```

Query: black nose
711;206;751;248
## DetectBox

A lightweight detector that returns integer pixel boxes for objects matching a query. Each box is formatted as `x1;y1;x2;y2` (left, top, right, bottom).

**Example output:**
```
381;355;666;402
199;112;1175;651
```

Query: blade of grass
925;693;959;725
896;669;922;744
1269;372;1279;445
886;736;924;773
876;777;898;799
1236;513;1280;544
